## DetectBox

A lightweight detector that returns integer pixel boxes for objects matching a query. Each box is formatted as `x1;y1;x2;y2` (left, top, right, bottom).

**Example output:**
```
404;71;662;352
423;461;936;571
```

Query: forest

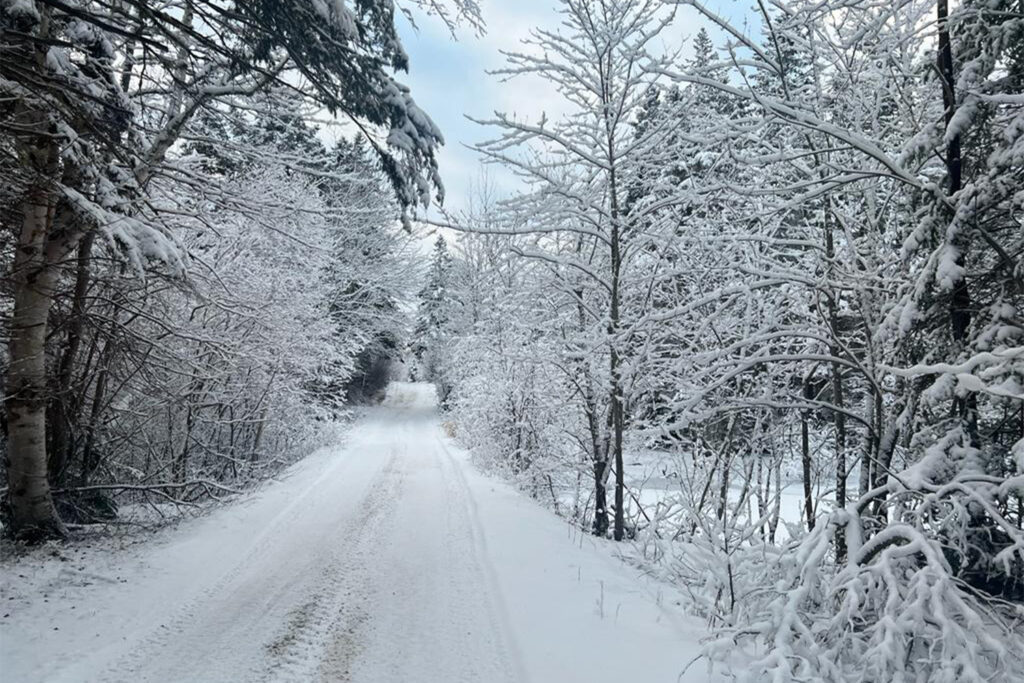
2;0;1023;682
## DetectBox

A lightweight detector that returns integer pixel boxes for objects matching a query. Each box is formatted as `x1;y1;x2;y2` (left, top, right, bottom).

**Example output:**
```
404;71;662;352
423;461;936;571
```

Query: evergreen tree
413;236;456;398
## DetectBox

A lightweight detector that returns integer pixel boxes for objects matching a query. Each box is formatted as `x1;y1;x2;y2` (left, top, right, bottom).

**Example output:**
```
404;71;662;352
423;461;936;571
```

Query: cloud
395;1;757;215
396;0;564;215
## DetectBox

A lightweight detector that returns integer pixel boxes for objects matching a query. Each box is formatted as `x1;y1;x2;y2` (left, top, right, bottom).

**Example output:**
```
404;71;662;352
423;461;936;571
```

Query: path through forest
1;383;716;682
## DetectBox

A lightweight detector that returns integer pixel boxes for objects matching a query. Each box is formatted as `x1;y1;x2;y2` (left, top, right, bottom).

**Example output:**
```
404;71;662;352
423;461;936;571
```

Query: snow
1;383;718;683
623;451;812;541
310;0;358;39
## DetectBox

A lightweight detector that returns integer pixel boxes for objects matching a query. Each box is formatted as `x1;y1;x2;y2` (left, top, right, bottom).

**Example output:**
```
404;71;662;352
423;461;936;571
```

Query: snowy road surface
1;383;717;682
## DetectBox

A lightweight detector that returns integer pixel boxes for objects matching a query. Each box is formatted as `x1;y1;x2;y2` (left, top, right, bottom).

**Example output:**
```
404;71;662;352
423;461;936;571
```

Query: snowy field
1;383;720;683
622;452;817;540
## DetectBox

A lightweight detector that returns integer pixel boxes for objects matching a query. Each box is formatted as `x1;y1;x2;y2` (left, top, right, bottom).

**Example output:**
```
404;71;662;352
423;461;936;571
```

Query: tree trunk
48;232;95;486
610;355;625;540
592;459;609;536
824;201;849;562
769;454;782;544
831;328;848;563
5;179;67;541
801;408;815;532
937;0;978;444
79;342;111;487
608;143;626;542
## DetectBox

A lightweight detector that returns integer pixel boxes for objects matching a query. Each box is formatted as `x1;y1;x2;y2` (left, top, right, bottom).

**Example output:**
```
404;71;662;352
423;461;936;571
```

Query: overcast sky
393;1;758;217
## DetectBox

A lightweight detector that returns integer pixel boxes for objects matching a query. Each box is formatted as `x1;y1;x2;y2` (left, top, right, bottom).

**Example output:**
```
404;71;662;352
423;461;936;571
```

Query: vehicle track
88;384;524;683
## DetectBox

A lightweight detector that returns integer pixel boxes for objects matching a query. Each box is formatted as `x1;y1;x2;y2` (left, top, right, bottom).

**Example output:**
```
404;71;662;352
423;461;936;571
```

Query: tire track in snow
434;435;531;683
262;447;405;682
97;444;401;683
5;383;723;683
324;407;525;683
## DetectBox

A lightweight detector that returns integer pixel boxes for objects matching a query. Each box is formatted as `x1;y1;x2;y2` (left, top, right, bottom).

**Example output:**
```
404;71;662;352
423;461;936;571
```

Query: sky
393;0;760;218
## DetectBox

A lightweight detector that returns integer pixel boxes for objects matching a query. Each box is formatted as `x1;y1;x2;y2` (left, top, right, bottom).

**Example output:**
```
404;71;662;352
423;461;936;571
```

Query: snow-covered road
1;383;716;682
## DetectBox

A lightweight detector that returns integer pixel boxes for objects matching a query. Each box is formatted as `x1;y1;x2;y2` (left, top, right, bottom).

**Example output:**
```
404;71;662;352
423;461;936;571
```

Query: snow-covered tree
432;0;1023;677
651;0;1024;679
413;235;457;395
1;0;469;539
463;0;694;541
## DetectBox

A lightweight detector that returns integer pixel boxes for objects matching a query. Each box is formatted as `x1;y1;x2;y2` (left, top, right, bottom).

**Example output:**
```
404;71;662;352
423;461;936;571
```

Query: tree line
1;0;479;540
416;0;1024;680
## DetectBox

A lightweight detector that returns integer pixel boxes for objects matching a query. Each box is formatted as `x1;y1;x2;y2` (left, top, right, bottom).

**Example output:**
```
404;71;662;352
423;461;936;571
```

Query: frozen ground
1;382;718;683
